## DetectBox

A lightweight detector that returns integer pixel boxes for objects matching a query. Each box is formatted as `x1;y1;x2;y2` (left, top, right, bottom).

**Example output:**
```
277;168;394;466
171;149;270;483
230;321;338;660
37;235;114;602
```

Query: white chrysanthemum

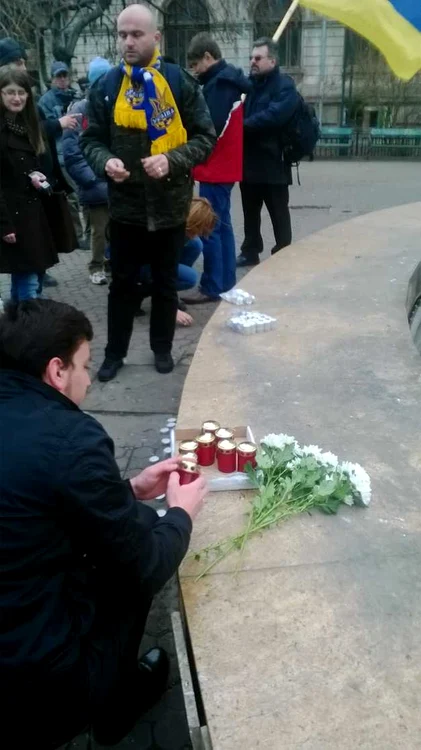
261;433;297;451
286;457;302;470
319;451;339;469
301;444;324;461
341;461;371;506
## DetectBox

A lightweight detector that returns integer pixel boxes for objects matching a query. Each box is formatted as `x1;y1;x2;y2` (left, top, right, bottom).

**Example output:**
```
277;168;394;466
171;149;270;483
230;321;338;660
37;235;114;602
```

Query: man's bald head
117;3;160;67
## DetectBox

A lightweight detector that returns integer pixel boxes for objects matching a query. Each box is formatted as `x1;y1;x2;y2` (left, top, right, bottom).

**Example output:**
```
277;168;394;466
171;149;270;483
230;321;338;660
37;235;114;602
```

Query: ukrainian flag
299;0;421;80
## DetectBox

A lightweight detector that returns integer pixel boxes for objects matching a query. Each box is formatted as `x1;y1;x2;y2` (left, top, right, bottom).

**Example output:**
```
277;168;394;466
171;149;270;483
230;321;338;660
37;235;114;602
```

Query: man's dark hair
187;33;222;64
252;37;279;64
0;299;93;378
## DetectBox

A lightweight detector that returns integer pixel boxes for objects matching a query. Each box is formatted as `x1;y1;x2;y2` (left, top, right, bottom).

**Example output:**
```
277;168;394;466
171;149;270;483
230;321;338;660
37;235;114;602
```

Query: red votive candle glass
178;459;200;485
179;440;199;456
216;439;237;473
195;432;216;466
201;420;220;436
237;442;257;473
215;427;234;442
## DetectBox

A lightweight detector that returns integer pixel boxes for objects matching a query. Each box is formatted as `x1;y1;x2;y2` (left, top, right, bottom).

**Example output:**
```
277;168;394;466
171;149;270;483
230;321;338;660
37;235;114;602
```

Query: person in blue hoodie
185;34;250;304
63;57;112;285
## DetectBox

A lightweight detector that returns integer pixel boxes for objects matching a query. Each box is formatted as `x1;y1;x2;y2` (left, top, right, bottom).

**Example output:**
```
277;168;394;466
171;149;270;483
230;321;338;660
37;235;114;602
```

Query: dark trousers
106;220;185;359
240;183;292;260
3;591;152;749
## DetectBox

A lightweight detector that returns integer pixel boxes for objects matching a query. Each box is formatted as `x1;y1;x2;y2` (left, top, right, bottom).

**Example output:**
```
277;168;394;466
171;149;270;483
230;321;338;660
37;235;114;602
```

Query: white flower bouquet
193;433;371;579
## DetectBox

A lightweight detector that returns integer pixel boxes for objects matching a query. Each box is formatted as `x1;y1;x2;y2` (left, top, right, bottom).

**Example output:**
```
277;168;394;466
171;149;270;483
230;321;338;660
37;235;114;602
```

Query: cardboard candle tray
170;426;256;492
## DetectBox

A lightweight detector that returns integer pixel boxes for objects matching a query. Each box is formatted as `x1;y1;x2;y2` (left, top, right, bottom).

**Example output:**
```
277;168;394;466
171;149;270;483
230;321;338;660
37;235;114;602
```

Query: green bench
316;127;354;158
368;128;421;158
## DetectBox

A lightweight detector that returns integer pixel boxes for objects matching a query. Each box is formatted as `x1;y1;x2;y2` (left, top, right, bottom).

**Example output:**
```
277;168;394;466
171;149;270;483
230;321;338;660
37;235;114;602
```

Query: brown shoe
181;291;219;305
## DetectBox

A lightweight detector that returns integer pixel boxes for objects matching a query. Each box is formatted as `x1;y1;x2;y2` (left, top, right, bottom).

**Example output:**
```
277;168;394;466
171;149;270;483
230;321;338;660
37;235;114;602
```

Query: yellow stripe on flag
299;0;421;80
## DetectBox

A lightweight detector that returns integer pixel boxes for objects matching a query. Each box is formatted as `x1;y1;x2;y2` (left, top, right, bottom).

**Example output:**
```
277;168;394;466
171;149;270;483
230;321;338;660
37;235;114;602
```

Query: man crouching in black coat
0;299;207;749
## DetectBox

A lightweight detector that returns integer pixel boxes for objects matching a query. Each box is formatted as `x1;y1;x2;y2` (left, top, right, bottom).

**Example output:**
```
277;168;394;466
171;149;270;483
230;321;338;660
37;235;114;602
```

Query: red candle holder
201;420;220;436
195;432;216;466
215;427;234;442
179;440;199;456
237;442;257;473
216;439;237;473
178;459;200;485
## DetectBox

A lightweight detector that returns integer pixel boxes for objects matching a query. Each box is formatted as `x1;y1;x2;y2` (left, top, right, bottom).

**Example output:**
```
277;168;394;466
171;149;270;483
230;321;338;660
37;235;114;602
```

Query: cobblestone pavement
1;161;419;749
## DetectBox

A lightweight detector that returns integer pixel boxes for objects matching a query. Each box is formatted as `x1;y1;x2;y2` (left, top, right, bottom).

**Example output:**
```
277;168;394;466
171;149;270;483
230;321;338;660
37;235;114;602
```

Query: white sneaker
90;271;107;285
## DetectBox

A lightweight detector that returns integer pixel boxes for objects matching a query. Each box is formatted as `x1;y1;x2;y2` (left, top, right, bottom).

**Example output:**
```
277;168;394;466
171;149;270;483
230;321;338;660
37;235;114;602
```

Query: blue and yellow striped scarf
114;48;187;154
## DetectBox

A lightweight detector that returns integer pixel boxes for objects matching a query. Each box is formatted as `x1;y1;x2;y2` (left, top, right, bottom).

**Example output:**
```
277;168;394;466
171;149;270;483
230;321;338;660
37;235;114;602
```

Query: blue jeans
199;183;236;298
10;273;39;302
138;237;202;292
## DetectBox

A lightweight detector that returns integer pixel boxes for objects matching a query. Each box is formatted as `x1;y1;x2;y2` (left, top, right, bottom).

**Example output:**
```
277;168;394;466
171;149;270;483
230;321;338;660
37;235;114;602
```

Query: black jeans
240;183;292;260
106;220;185;359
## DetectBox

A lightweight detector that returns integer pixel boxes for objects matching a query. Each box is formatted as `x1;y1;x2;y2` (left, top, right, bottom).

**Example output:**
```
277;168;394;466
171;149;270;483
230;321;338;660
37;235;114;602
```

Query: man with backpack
81;4;216;378
237;37;300;268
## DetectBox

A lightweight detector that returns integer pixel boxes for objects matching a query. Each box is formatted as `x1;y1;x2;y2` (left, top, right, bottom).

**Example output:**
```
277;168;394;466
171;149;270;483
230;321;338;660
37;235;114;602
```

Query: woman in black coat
0;68;66;301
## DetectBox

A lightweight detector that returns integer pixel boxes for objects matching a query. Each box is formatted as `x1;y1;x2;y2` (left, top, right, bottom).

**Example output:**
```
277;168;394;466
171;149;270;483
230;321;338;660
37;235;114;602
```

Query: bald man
82;4;216;379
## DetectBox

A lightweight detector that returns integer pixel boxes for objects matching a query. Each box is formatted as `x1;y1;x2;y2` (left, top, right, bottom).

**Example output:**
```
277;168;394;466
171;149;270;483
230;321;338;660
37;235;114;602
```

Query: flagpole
272;0;300;42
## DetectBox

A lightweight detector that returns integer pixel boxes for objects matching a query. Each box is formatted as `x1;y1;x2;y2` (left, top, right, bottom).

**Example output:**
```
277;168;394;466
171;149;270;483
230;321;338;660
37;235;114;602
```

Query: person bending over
0;299;207;749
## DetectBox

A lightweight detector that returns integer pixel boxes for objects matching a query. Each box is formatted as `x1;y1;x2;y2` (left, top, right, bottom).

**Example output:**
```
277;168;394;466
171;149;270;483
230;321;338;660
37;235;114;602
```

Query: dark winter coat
0;124;59;273
243;67;300;185
38;87;79;166
0;369;192;678
81;61;217;231
62;99;108;206
197;59;250;136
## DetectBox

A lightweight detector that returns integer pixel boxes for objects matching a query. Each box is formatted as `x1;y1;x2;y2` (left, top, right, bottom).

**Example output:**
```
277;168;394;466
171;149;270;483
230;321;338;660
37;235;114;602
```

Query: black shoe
42;272;58;287
93;648;169;746
154;352;174;374
97;357;124;382
236;254;260;268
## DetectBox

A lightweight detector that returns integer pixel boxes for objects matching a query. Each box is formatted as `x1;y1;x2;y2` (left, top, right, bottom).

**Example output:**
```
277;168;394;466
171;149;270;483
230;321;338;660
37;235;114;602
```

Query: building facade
66;0;420;127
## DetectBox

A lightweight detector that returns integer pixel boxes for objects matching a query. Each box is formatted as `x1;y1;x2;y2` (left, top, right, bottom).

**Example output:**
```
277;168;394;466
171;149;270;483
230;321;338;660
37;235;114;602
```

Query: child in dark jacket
63;57;111;285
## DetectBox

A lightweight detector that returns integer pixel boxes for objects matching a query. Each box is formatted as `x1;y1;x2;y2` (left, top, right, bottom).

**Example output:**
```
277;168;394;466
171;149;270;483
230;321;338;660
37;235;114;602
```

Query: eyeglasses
250;55;268;63
1;88;28;98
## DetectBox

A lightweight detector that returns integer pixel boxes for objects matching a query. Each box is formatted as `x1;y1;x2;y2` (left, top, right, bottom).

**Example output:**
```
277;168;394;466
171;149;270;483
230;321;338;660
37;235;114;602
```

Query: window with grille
164;0;210;67
253;0;301;69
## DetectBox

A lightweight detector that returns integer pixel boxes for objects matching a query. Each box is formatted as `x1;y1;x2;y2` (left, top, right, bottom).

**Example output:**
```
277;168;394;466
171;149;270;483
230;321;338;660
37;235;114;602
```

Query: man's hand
166;471;207;522
105;158;131;183
130;457;180;501
3;233;16;244
59;114;80;130
141;154;169;180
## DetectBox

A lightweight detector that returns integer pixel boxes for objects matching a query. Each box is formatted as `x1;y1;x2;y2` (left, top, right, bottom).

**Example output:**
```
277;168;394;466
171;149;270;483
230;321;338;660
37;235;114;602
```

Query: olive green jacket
80;63;216;231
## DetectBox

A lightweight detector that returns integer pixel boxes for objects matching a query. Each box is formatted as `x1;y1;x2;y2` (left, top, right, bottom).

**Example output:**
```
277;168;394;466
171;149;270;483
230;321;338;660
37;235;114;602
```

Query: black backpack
283;95;320;164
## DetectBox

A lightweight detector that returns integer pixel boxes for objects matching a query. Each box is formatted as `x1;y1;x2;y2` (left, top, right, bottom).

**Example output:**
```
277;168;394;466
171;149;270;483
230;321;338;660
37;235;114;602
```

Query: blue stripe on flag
390;0;421;31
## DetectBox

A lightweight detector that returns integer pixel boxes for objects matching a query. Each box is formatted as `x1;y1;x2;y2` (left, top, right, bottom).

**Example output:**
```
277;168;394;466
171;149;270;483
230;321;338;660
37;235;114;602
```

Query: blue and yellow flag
299;0;421;80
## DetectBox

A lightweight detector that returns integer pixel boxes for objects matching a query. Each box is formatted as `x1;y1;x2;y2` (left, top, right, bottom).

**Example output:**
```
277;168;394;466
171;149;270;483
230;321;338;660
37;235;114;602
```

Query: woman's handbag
41;190;78;254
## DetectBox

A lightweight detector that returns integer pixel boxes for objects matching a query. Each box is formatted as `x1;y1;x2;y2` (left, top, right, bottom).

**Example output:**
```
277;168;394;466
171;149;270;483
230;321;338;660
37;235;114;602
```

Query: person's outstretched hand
130;457;180;501
166;470;207;521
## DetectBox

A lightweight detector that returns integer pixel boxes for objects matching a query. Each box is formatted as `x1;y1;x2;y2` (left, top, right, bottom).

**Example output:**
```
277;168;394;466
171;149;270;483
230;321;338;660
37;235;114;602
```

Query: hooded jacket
193;59;251;184
62;98;108;206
